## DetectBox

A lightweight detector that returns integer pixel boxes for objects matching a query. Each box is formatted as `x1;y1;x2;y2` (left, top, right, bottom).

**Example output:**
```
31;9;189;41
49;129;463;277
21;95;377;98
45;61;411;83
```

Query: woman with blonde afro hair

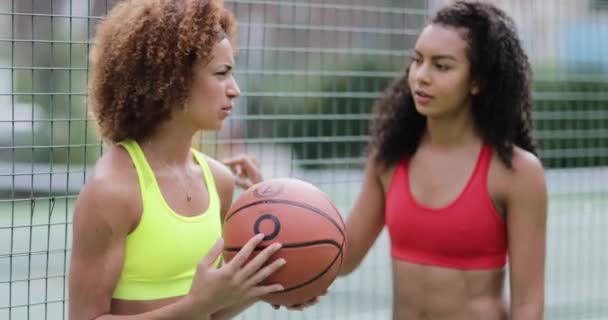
68;0;309;318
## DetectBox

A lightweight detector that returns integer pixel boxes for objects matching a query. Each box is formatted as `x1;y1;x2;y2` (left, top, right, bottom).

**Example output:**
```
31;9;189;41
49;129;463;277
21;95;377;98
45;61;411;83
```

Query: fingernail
273;243;282;250
277;285;285;291
278;258;286;266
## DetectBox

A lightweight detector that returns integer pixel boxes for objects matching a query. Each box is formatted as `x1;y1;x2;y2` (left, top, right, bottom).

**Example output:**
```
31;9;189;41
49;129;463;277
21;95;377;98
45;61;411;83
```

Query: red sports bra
385;144;507;269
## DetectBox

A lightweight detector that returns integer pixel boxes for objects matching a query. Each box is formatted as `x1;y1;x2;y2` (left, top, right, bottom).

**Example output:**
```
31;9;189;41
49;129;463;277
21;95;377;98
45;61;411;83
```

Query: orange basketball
222;178;345;306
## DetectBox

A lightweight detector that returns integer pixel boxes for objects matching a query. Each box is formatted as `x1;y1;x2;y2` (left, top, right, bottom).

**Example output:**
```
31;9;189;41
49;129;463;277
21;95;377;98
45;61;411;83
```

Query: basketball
222;178;346;306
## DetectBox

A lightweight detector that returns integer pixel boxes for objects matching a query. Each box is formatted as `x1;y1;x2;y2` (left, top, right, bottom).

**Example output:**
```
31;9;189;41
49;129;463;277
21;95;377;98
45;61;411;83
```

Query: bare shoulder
491;146;544;180
74;145;140;234
368;152;395;192
501;147;547;203
197;153;235;217
509;147;545;185
202;154;235;186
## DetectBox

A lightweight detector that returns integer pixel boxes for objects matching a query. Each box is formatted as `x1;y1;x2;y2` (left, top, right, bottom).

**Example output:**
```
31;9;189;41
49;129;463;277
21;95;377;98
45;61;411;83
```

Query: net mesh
1;0;607;319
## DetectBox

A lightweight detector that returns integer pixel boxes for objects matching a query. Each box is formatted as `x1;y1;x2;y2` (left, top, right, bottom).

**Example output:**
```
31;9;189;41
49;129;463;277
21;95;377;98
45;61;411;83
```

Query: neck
423;106;479;149
139;117;197;168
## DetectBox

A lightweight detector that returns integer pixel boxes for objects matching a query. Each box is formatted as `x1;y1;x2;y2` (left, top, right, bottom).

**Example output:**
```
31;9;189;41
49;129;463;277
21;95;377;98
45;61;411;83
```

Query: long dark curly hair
370;1;536;169
88;0;236;143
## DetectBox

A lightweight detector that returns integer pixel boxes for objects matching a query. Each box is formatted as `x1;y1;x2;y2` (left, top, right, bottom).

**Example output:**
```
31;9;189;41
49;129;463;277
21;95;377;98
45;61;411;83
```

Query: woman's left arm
506;151;548;320
205;156;259;320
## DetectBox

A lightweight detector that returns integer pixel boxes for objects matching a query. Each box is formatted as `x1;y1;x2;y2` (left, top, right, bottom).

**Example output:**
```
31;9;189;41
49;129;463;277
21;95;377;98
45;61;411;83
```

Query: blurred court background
1;0;607;319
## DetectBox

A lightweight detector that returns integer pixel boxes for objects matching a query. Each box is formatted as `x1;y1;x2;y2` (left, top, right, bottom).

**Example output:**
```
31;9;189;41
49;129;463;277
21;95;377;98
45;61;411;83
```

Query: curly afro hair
88;0;237;143
370;1;536;169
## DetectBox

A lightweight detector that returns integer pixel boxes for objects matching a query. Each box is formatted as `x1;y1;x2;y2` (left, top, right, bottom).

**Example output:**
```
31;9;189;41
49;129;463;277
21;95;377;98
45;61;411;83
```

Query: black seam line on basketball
223;239;341;253
225;199;345;238
272;247;343;294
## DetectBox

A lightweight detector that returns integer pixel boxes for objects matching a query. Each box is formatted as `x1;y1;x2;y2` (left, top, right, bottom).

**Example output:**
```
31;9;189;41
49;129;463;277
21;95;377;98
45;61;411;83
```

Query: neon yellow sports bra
112;139;222;301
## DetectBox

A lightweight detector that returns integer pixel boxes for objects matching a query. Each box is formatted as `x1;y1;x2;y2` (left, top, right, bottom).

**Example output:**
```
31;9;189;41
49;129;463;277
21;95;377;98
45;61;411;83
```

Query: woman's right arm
69;169;202;320
69;163;284;320
339;157;387;276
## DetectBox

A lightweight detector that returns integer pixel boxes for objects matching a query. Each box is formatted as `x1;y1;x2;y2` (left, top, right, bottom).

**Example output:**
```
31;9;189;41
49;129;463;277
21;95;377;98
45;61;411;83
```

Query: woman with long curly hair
340;2;547;319
69;0;293;318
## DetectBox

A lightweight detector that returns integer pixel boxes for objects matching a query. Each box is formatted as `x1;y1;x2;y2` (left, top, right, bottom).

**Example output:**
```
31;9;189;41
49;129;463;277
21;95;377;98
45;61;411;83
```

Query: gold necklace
146;142;193;202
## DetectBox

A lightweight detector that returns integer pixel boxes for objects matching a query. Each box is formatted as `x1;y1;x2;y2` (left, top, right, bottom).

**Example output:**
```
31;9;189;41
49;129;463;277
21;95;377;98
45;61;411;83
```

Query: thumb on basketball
199;237;224;268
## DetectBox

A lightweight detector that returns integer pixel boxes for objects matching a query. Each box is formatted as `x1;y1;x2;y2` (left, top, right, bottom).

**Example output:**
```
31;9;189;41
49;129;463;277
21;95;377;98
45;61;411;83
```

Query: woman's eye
436;64;449;71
